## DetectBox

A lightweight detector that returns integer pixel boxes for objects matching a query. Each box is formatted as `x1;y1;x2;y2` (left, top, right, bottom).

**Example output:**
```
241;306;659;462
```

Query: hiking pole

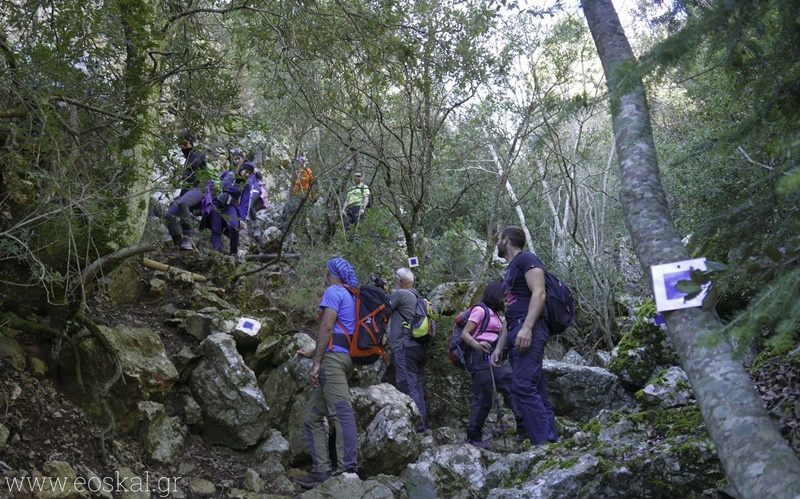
488;354;508;449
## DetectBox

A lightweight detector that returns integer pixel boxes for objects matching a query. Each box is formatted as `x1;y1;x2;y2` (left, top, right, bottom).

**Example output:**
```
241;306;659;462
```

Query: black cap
239;162;255;173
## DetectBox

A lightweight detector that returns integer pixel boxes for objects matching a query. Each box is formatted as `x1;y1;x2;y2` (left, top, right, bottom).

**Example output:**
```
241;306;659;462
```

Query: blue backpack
544;271;575;335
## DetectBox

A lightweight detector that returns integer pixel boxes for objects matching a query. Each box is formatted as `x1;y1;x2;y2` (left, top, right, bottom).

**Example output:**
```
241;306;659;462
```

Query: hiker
281;156;313;233
236;158;264;238
342;170;370;231
230;148;246;173
491;226;558;445
203;167;242;255
165;130;206;251
461;282;526;448
388;267;428;432
294;258;359;489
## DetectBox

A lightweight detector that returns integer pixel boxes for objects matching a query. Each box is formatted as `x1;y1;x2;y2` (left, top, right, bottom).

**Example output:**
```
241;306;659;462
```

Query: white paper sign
235;317;262;337
651;258;709;312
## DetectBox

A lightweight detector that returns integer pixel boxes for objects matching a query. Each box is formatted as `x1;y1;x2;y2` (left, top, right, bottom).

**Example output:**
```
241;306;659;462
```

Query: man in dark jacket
491;226;558;446
166;130;206;250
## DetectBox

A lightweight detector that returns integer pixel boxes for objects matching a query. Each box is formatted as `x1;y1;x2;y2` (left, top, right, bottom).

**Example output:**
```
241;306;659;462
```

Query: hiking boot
179;236;193;250
252;228;262;238
292;472;330;490
466;439;490;449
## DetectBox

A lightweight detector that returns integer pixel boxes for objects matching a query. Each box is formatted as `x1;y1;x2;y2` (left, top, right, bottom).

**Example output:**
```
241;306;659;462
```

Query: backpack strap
322;285;357;351
471;303;492;338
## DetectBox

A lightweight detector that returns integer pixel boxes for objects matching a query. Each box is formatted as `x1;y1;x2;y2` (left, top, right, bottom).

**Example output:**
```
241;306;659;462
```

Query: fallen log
142;258;207;282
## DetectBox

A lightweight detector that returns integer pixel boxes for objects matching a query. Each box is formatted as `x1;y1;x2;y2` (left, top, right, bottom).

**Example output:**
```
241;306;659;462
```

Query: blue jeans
506;321;558;445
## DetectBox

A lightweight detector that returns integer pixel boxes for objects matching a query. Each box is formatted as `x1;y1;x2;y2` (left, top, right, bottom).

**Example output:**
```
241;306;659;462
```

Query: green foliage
723;266;800;356
274;207;404;324
628;406;706;439
425;219;485;284
329;208;407;284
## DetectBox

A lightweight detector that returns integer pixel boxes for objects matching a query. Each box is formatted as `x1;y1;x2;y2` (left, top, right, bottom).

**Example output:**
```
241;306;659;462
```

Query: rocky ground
1;241;798;497
0;267;305;498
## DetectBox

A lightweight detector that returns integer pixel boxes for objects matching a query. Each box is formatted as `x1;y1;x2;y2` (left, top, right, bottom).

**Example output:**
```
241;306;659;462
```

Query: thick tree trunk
580;0;800;496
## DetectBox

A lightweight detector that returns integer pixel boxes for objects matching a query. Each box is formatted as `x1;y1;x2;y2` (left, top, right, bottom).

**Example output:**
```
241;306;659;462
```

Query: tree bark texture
580;0;800;496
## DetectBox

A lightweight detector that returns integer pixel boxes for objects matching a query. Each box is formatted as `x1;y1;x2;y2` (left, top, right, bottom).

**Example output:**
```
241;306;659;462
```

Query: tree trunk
489;144;535;252
580;0;800;496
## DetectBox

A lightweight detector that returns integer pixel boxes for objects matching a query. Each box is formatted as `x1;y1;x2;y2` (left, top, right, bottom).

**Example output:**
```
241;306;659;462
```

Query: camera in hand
370;274;387;288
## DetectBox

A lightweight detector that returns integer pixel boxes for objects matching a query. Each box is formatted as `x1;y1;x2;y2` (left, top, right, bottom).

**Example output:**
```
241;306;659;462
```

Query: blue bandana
327;258;359;288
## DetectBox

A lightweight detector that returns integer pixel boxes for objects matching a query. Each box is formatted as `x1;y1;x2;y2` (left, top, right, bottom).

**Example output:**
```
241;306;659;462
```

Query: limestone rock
58;324;178;433
639;366;694;409
351;384;422;477
301;472;394;499
189;334;270;448
138;401;188;466
544;360;637;423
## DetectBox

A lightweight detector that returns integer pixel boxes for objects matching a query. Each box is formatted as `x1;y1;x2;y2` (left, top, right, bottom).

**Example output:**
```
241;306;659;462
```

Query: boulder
58;325;178;433
184;312;213;341
608;307;680;388
544;361;637;423
260;353;313;464
189;334;270;449
300;472;395;499
229;317;262;347
191;286;237;312
351;384;422;477
106;260;145;304
0;335;26;372
427;282;478;316
404;444;494;498
251;429;291;476
560;349;587;365
138;401;188;466
639;366;694;409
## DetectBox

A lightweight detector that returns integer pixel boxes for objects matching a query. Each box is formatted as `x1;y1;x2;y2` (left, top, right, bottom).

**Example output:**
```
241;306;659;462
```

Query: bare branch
737;146;787;175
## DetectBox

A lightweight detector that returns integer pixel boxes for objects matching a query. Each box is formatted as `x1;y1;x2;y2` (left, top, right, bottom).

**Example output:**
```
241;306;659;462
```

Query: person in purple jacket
236;161;263;238
206;169;242;255
166;130;206;251
492;226;558;446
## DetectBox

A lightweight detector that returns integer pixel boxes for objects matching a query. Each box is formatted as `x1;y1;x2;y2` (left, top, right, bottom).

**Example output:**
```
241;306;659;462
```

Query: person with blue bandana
294;258;360;489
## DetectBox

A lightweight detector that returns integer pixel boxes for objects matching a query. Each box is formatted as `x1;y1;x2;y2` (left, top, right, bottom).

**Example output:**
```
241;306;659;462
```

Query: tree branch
81;241;159;290
737;146;786;175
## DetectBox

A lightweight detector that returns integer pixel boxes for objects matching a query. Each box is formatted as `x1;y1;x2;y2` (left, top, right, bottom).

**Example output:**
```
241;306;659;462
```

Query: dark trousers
507;321;558;445
209;203;240;254
344;205;362;230
166;188;203;242
466;350;525;441
394;344;427;432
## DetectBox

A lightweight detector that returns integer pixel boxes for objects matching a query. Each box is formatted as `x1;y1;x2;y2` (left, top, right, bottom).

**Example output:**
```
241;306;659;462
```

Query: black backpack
448;303;491;370
544;271;575;335
333;285;391;365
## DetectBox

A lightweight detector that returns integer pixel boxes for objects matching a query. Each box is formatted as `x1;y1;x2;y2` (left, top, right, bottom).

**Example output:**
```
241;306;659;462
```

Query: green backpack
404;294;438;345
